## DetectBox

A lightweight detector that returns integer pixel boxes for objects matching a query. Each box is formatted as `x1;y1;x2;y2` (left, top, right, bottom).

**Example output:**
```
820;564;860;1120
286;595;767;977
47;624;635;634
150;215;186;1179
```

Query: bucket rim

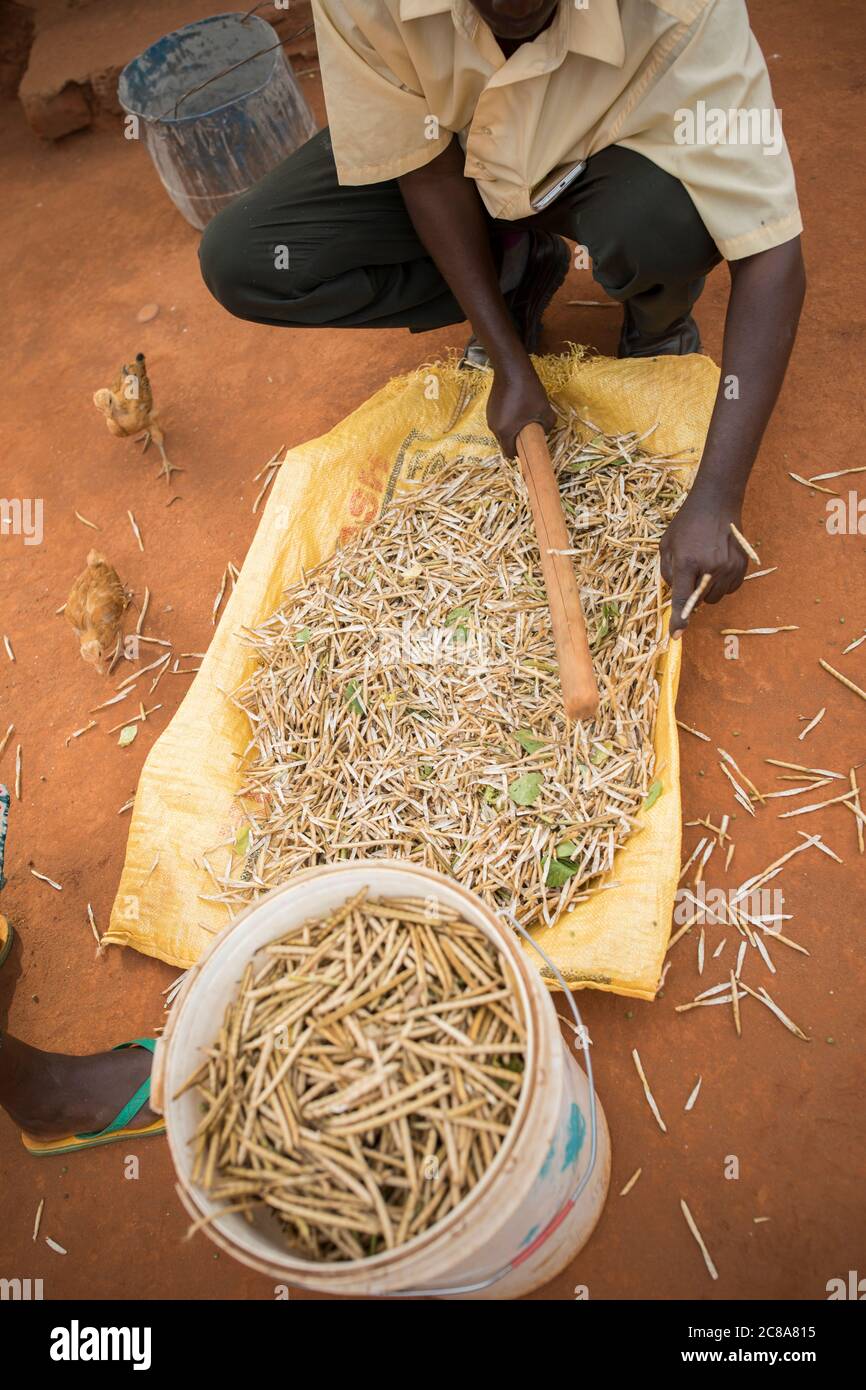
160;859;551;1281
118;11;286;127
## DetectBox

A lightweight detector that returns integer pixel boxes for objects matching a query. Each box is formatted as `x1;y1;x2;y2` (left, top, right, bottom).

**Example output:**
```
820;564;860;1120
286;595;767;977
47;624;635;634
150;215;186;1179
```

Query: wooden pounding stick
516;422;599;721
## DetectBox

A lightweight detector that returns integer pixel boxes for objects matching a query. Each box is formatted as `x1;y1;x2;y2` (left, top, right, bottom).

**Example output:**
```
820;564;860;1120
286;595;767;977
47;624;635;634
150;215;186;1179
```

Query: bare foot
0;1034;158;1140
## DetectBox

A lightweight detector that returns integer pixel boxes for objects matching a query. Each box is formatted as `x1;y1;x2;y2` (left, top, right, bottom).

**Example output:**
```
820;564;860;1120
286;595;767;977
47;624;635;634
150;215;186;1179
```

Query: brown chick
65;550;130;674
93;352;179;483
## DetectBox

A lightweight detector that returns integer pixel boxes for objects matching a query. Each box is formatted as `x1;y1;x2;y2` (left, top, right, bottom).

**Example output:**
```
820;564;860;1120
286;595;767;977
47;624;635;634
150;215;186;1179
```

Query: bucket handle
166;19;314;119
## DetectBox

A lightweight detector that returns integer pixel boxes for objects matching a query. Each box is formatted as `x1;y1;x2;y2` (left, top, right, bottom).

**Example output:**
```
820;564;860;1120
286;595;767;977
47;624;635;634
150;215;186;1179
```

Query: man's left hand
661;489;748;638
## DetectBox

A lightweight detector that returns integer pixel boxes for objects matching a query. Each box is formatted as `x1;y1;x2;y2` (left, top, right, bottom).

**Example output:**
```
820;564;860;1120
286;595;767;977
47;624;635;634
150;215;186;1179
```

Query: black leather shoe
617;305;702;358
461;229;571;369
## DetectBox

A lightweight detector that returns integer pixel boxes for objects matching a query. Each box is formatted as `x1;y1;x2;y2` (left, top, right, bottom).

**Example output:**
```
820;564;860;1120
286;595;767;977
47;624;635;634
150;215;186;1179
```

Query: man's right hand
486;351;555;458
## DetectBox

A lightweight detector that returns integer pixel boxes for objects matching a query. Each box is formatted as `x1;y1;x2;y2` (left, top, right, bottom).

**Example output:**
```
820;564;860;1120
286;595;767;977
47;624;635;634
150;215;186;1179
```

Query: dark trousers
199;127;721;340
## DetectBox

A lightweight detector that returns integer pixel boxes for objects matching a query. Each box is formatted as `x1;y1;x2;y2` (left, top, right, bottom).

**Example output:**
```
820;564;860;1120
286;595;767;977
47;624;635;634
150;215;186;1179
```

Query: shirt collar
566;1;625;67
398;1;626;67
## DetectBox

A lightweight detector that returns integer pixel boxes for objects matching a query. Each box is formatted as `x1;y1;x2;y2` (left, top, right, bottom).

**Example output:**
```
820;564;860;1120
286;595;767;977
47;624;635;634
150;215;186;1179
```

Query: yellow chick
65;550;130;673
93;352;179;483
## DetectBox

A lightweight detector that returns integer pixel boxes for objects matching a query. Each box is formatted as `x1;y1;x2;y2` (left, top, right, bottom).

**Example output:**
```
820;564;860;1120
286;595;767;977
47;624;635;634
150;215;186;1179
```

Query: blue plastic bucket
118;12;317;230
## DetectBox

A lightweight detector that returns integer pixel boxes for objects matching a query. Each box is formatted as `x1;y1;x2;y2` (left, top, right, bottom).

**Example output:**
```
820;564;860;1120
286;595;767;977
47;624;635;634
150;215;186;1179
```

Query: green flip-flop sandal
21;1039;166;1156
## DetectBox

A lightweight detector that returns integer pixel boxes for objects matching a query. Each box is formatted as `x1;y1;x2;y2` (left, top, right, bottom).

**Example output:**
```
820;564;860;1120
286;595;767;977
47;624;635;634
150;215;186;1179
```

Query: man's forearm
397;139;523;369
691;237;806;507
657;236;804;632
399;139;552;455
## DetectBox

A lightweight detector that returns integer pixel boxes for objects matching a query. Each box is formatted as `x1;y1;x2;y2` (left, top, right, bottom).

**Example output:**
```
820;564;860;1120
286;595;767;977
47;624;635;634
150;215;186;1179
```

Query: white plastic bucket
152;861;610;1298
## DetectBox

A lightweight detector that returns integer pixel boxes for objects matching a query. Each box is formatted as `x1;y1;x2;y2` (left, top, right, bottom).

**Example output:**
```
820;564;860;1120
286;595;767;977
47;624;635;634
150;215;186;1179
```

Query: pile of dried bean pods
180;889;526;1260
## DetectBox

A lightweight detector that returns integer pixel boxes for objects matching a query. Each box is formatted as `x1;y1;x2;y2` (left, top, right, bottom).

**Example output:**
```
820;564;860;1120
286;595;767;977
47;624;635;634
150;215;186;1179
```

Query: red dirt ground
1;1;864;1301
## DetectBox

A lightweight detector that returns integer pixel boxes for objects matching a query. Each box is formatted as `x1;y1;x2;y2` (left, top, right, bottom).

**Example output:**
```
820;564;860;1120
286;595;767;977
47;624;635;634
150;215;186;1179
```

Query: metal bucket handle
165;16;313;120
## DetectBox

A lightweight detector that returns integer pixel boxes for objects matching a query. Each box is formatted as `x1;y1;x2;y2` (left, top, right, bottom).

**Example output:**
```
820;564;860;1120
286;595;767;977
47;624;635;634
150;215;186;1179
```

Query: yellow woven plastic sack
104;350;719;999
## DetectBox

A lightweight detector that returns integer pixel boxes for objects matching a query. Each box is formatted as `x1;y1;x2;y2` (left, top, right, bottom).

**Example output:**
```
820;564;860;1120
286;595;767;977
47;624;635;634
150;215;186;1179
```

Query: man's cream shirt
312;0;801;259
